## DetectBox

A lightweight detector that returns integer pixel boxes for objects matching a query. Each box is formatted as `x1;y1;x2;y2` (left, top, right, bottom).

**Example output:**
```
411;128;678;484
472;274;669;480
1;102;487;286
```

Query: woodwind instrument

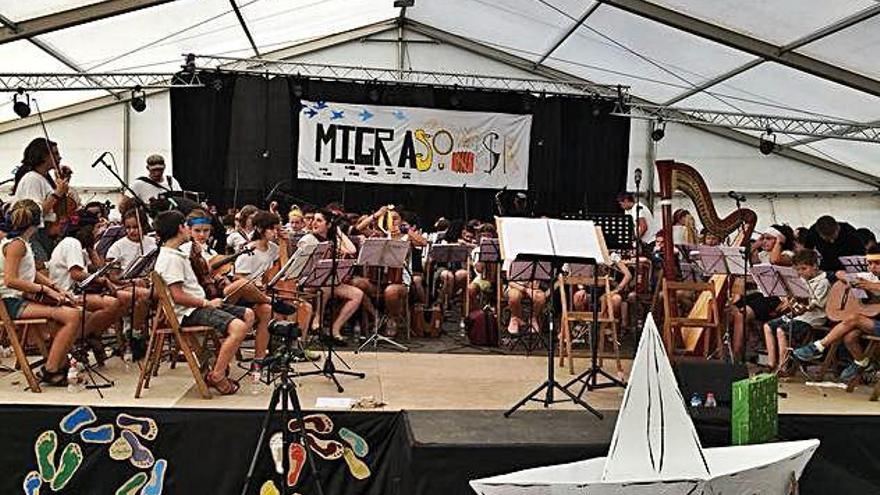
657;160;758;353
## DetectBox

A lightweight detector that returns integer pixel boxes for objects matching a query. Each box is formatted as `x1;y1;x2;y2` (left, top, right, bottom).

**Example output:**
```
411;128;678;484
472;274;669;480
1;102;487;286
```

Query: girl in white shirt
0;200;81;386
106;209;155;337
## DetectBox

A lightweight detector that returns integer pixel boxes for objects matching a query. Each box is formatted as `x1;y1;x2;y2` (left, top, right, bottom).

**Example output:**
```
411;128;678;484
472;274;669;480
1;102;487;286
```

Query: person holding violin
105;208;155;335
227;204;258;254
298;209;363;346
47;211;125;365
0;200;82;386
154;210;253;395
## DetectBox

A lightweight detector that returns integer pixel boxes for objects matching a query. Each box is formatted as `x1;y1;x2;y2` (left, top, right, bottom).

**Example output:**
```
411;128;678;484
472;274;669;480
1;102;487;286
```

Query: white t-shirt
626;202;655;244
235;242;279;276
14;171;55;224
129;175;179;203
48;237;88;291
0;238;36;299
154;246;205;321
180;241;217;263
106;236;157;272
226;230;251;253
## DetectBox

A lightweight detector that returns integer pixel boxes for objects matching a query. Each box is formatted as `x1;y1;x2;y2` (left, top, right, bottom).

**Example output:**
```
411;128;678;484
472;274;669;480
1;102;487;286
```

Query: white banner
297;100;531;189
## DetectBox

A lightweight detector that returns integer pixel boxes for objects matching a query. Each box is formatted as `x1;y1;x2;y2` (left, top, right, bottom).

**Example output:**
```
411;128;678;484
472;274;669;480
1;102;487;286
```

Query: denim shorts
182;303;248;334
767;316;813;341
2;297;28;319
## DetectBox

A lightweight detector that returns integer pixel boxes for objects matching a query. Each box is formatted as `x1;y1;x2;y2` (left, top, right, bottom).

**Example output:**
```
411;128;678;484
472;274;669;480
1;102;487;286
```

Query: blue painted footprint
22;471;41;495
80;424;115;444
339;428;368;458
140;459;167;495
121;430;154;469
117;413;158;441
60;406;97;434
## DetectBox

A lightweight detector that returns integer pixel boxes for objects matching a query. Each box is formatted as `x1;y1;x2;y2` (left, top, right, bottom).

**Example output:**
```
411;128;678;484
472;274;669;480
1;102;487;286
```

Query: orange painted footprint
286;443;306;487
342;447;370;480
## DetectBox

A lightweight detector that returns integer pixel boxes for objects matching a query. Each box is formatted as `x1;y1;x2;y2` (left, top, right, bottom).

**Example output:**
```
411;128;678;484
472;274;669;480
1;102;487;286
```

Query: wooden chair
0;300;50;393
557;274;623;376
661;280;722;360
845;334;880;401
135;272;219;400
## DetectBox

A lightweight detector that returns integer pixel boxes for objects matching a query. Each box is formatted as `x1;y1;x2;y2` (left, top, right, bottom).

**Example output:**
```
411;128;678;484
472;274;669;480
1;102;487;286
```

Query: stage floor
1;346;878;415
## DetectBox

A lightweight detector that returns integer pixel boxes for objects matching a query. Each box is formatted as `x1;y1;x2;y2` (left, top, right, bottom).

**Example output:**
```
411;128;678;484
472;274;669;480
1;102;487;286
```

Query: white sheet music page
548;219;608;264
496;217;554;262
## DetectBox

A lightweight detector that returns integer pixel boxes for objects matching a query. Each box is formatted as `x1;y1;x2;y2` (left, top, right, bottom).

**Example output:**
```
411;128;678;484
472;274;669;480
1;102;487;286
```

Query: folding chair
135;272;219;399
662;279;722;360
557;274;623;376
845;334;880;401
0;300;51;393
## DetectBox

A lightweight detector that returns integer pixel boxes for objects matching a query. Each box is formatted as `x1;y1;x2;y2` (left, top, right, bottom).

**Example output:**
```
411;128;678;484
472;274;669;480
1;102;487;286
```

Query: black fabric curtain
171;73;630;225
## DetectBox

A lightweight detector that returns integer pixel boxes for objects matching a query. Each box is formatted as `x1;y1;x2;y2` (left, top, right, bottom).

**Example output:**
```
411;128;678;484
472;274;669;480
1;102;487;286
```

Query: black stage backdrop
171;73;630;224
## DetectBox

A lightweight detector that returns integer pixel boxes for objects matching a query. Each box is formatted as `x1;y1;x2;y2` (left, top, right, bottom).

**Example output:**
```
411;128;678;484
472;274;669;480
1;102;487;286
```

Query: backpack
466;308;498;347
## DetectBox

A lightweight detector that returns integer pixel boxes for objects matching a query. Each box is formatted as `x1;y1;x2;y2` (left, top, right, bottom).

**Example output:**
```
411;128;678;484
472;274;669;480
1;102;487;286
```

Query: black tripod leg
553;382;603;419
503;381;550;417
240;385;283;495
286;383;325;495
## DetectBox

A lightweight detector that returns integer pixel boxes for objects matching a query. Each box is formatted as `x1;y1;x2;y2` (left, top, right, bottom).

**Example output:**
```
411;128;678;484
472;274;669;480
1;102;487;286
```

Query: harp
656;160;757;354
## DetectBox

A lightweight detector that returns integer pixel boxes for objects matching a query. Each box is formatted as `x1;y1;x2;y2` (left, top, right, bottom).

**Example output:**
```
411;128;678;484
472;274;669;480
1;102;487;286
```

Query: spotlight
181;53;196;74
130;87;146;112
651;119;666;142
13;89;31;118
393;0;415;7
758;128;776;155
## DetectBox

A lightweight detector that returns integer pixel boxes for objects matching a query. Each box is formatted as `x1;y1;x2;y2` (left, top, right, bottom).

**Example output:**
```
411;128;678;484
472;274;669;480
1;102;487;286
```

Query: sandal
205;370;240;395
86;337;108;367
39;366;69;387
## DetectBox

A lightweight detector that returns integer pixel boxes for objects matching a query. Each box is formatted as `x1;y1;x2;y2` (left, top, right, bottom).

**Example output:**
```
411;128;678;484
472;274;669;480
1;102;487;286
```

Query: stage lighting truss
0;72;204;92
623;104;880;144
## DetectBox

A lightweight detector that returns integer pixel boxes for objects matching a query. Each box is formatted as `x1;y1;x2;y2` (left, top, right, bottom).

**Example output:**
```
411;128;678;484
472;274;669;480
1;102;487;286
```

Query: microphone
727;191;746;202
90;151;110;168
264;182;284;204
634;168;642;184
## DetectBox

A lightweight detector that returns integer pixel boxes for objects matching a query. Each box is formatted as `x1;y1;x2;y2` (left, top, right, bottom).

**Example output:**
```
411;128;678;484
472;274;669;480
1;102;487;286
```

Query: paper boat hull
470;439;819;495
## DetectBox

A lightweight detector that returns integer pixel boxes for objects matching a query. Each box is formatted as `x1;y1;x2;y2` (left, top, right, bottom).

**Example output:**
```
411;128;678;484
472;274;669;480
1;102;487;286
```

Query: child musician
47;212;125;365
153;210;253;395
105;208;155;338
761;249;829;374
0;200;82;386
794;247;880;381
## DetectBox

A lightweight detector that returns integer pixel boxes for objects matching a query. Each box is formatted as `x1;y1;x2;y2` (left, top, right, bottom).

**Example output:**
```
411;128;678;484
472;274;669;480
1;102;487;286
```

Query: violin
189;241;221;299
209;246;255;278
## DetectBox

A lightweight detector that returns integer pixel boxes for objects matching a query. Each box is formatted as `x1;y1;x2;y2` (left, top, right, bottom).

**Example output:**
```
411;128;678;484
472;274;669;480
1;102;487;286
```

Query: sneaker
793;342;823;362
840;361;877;382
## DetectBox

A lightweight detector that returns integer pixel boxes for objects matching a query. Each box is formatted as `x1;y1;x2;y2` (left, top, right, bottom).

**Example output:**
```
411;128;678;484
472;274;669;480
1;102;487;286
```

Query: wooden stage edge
0;350;877;415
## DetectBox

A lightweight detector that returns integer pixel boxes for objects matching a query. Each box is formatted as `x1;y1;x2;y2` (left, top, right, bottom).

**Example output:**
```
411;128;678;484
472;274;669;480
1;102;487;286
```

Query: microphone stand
633;170;643;337
730;192;749;364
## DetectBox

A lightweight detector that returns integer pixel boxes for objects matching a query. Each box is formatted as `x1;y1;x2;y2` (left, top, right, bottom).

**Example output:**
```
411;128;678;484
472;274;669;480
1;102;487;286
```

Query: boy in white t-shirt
153;210;252;395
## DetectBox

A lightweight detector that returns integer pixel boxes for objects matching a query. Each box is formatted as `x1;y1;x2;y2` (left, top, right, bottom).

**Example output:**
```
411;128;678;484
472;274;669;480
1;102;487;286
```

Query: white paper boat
471;314;819;495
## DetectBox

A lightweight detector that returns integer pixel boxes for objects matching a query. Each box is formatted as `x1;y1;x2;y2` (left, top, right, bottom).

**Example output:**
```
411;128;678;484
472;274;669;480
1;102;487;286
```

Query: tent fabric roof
2;0;879;178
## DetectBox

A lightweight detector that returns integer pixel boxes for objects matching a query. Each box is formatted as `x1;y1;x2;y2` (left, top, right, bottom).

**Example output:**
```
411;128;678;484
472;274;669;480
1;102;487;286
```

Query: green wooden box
731;373;778;445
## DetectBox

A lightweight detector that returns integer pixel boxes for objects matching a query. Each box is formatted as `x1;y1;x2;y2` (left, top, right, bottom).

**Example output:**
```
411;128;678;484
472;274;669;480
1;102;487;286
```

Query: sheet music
839;256;868;273
548;219;607;264
720;246;746;274
496;217;554;262
844;273;869;299
749;264;811;299
778;266;812;299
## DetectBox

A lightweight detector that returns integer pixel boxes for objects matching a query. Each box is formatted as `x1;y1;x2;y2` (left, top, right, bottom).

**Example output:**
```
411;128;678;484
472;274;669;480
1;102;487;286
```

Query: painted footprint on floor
141;458;167;495
121;430;155;469
260;480;280;495
305;435;344;460
114;472;148;495
80;424;115;444
22;471;41;495
287;414;333;435
60;406;97;434
116;413;158;441
50;442;83;492
342;447;370;480
109;435;133;461
269;432;284;474
34;430;57;482
339;428;368;458
286;443;306;487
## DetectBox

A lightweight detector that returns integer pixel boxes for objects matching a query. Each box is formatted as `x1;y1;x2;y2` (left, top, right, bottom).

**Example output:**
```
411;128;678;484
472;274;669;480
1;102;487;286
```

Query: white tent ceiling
1;0;879;180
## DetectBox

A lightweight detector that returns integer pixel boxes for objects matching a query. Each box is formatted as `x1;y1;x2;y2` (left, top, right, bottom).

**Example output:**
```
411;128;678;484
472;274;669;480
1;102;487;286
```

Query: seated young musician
47;211;125;365
154;210;254;395
794;247;880;381
571;252;632;327
761;249;830;374
467;224;499;311
0;200;82;386
226;204;258;254
434;220;469;310
298;209;363;346
729;225;795;361
105;208;156;336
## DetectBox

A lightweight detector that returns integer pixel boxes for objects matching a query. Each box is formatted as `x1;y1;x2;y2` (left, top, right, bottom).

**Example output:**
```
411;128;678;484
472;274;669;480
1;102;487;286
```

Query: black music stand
355;238;411;353
72;262;119;396
118;247;159;360
498;217;606;418
751;264;813;374
427;243;472;306
297;256;365;393
840;256;868;274
583;214;635;251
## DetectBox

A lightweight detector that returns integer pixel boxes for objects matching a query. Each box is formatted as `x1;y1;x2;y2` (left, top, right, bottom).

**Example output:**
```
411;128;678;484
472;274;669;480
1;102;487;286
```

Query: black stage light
13;89;31;118
130;87;146;112
759;128;776;155
651;119;666;142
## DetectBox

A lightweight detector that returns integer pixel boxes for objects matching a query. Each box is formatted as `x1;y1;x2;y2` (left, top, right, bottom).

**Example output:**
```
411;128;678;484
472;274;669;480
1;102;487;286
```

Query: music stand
355;238;411;353
698;245;746;276
426;243;472;330
751;264;813;375
295;255;364;393
73;262;120;396
498;217;607;418
95;225;125;258
840;256;868;274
